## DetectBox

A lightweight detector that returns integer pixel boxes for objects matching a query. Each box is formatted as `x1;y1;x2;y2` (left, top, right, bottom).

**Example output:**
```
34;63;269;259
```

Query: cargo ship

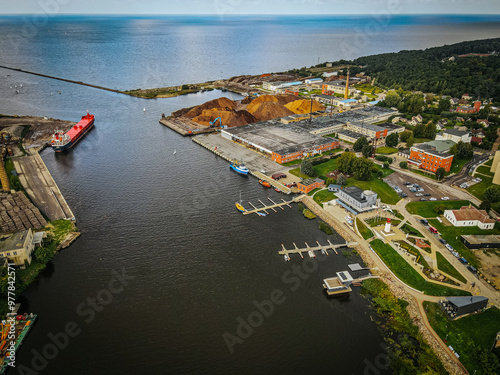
51;112;94;152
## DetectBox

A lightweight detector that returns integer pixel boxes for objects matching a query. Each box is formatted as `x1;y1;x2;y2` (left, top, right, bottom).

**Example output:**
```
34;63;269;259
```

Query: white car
415;193;423;197
445;244;454;251
429;197;437;201
441;197;449;200
476;177;482;182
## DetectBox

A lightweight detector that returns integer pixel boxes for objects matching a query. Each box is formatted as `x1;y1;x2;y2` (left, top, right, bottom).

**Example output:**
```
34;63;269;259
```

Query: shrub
319;221;333;235
399;161;408;169
302;209;316;219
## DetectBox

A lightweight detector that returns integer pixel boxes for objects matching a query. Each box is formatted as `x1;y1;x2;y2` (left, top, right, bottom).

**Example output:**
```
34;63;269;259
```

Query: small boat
274;188;280;192
284;254;290;262
173;149;177;155
230;160;249;175
259;180;271;188
308;250;316;258
256;211;267;217
235;202;246;213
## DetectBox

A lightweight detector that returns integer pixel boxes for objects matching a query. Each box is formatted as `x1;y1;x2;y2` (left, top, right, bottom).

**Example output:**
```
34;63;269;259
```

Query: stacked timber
0;191;47;234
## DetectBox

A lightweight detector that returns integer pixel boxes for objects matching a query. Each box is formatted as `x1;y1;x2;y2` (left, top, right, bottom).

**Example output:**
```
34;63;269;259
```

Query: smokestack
344;69;350;99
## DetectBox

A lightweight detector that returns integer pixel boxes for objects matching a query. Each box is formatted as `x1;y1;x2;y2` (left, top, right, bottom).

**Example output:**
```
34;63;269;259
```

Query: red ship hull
52;113;94;152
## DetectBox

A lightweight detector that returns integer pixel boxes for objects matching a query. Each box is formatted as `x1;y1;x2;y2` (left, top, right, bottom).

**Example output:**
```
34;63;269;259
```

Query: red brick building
297;178;325;194
409;144;453;172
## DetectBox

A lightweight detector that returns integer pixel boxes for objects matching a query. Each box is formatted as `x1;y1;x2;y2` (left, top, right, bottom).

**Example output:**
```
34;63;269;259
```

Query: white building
435;129;472;144
336;186;378;214
444;206;495;230
0;229;36;267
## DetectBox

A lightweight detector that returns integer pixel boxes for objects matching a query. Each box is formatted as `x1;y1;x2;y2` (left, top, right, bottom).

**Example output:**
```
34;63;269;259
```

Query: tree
387;157;393;164
385;133;399;147
485;185;500;203
435;167;445;181
399;161;408;169
400;131;412;143
336;174;346;186
425;93;434;104
413;124;426;138
35;246;55;263
325;178;336;186
383;162;390;169
450;141;473;160
337;152;357;174
300;158;315;177
354;158;374;181
361;144;373;158
406;136;415;148
423;123;437;140
383;91;402;108
437;99;451;113
353;137;369;152
479;201;491;211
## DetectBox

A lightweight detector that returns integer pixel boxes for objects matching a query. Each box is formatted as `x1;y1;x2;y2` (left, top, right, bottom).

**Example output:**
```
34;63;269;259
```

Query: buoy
143;108;146;112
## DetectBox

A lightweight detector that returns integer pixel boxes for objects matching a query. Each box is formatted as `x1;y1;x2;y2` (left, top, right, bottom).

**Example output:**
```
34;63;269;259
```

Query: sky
2;0;500;15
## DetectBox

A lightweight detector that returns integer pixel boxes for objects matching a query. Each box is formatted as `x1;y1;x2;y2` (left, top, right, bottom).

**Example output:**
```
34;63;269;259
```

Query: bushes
319;221;333;235
302;209;316;219
399;161;408;169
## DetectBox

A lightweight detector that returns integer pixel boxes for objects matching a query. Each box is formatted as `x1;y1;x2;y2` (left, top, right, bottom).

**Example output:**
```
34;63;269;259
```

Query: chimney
344;69;350;99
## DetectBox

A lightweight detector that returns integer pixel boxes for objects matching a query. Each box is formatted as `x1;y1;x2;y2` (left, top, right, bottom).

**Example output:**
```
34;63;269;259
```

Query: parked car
409;188;417;192
452;251;460;258
399;192;408;198
418;188;425;192
415;193;423;197
441;197;450;200
467;265;477;273
420;219;429;225
476;177;482;182
420;198;427;201
459;257;468;264
460;183;469;189
429;197;437;201
429;226;438;234
404;182;411;186
445;244;454;251
439;239;447;244
424;193;431;196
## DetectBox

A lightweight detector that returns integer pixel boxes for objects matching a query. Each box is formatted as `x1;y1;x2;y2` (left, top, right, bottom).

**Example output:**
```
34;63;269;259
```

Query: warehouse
442;296;488;318
461;235;500;249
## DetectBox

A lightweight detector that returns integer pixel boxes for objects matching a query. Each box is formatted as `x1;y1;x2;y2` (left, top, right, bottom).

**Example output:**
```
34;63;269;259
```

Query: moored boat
51;112;94;152
230;160;249;175
235;202;246;213
256;211;267;217
308;250;316;258
259;179;271;188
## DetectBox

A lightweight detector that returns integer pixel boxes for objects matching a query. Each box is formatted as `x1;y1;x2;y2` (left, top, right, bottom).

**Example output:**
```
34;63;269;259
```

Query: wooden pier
242;197;299;215
279;240;358;258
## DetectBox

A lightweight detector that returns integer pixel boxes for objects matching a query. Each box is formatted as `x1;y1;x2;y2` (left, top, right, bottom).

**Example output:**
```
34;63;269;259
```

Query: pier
242;197;299;215
279;240;358;258
159;117;217;136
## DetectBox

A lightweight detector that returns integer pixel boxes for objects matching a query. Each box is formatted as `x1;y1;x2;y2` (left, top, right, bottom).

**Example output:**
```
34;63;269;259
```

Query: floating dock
242;197;298;215
159;117;216;136
279;240;358;259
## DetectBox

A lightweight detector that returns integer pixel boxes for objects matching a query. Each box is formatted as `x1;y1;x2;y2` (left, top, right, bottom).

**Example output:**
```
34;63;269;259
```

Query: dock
13;152;75;221
242;197;298;215
159;117;216;136
279;240;358;258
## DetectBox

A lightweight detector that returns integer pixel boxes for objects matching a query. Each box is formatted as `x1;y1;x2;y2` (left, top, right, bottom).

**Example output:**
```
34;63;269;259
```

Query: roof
339;186;376;203
447;206;495;224
299;178;324;187
271;172;286;179
471;136;483;144
340;99;358;104
0;230;30;252
446;296;488;308
32;231;45;244
411;143;453;159
367;100;380;105
443;129;469;136
423;140;456;152
307;78;323;82
461;234;500;245
328;184;342;189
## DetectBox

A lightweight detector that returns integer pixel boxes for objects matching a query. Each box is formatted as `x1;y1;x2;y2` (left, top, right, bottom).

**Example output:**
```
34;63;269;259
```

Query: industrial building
461;235;500;249
0;229;35;267
322;81;357;96
435;129;472;144
297;178;325;194
442;296;488;318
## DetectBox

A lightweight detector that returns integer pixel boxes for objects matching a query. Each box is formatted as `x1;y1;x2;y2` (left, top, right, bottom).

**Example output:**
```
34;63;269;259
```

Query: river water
0;15;499;375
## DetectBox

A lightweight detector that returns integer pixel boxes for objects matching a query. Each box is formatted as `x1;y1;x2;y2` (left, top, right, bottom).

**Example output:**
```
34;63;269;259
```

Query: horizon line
1;13;500;16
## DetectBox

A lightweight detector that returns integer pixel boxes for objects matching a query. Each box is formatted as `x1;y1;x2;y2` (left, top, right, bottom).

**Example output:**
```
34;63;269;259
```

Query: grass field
424;302;500;374
400;223;424;237
370;239;470;296
448;158;469;176
467;176;493;202
366;217;401;227
356;218;374;240
406;200;473;218
375;147;398;154
436;252;467;283
475;165;494;177
397;240;430;269
313;189;336;206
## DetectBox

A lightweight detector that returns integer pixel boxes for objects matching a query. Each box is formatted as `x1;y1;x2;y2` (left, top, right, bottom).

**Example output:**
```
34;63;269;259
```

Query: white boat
173;149;177;155
308;250;316;258
284;254;290;262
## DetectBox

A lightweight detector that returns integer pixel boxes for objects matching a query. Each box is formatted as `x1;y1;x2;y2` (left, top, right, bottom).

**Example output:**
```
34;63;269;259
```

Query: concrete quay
13;151;75;221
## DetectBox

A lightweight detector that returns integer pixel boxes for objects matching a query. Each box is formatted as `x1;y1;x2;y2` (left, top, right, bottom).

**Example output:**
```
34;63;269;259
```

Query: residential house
444;206;495;230
477;119;490;128
462;93;472;100
471;136;483;145
435;129;472;144
450;98;459;106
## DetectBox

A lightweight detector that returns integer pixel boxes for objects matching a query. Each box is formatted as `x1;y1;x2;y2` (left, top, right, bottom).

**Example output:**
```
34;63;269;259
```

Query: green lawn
400;223;424;237
355;83;383;94
312;159;338;180
281;159;303;167
307;188;321;196
411;168;438;180
406;200;473;218
391;209;405;220
356;218;374;240
475;165;494;177
413;137;433;144
448;158;469;176
467;176;493;202
397;240;430;269
313;189;336;205
428;219;500;269
484;158;493;167
424;302;500;374
369;239;470;296
375;147;398;154
436;252;467;283
366;217;401;227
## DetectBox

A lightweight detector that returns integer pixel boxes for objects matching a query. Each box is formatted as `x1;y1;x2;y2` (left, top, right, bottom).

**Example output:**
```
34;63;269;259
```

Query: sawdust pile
184;97;237;119
248;102;294;122
192;109;257;127
285;99;325;114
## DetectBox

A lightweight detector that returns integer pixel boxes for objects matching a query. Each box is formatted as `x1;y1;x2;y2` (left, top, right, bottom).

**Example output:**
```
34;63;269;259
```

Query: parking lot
385;172;461;202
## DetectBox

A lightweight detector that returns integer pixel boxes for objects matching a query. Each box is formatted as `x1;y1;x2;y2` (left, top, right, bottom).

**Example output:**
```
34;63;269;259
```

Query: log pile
0;191;47;234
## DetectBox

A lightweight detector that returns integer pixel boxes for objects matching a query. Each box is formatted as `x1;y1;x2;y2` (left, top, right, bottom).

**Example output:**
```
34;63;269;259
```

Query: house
297;178;325;194
435;129;472;144
477;119;490;127
456;126;468;132
443;296;488;318
450;98;459;106
391;116;401;124
435;122;444;130
444;206;495;229
336;186;378;214
409;143;454;172
413;114;423;123
328;184;342;192
462;93;472;100
322;81;356;96
305;78;324;85
459;99;470;106
471;136;483;145
0;229;35;267
472;128;486;138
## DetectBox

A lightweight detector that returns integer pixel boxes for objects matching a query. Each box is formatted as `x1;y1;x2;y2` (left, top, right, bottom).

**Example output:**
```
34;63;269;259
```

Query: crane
209;117;222;128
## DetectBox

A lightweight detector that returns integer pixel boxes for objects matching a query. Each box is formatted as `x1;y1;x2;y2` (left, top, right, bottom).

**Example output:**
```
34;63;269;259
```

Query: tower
384;218;391;233
344;69;350;99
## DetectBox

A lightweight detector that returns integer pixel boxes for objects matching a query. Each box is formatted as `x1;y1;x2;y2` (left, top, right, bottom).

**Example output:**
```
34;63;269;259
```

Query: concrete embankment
13;150;75;221
159;117;216;136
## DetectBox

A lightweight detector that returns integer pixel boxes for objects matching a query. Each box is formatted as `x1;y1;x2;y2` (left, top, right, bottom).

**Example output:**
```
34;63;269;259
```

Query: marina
241;197;299;215
278;240;359;258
